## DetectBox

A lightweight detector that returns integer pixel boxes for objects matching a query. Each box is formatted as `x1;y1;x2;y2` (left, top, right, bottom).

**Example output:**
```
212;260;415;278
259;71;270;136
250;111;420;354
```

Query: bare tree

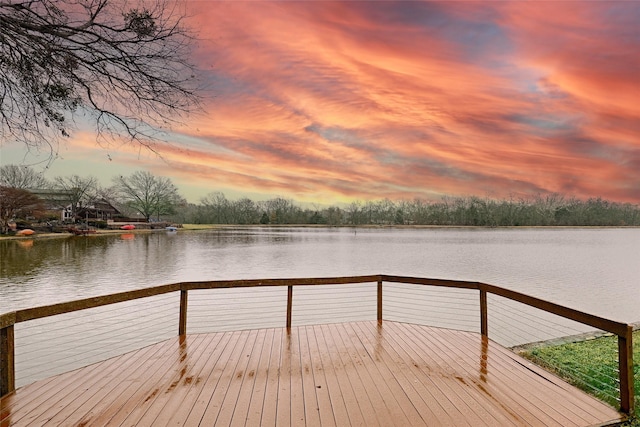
0;0;200;155
200;191;231;224
113;170;181;221
0;164;48;188
53;174;98;220
0;185;45;233
233;198;259;224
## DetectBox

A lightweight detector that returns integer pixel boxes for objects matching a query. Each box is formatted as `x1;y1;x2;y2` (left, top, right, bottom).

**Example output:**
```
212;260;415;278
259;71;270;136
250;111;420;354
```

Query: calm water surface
2;227;639;386
2;227;638;321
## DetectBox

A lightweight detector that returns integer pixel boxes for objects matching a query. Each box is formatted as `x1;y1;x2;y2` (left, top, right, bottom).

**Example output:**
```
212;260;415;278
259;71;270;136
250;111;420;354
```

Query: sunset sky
2;1;640;205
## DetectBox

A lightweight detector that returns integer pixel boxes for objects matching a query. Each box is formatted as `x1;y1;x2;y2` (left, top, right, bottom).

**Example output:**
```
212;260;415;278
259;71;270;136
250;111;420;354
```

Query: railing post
179;289;188;336
618;326;634;414
1;324;15;396
480;289;488;337
377;280;383;324
286;285;293;329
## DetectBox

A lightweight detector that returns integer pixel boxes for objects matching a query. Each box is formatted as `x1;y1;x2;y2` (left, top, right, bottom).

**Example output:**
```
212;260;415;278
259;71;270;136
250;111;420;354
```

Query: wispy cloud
114;1;640;203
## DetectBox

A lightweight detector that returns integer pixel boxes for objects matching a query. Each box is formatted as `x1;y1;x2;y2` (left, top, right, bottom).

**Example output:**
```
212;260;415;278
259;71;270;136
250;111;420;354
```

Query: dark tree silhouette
113;170;181;221
0;186;45;233
0;0;200;155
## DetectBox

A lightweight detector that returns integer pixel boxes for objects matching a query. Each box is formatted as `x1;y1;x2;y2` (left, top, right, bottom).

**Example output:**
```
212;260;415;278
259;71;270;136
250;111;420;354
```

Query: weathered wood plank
483;334;621;422
353;321;460;425
255;327;283;426
432;325;617;426
0;375;57;424
350;322;445;425
182;330;245;425
412;324;559;426
161;333;230;424
39;342;165;426
319;323;373;426
298;325;324;427
314;324;362;426
275;330;292;427
381;322;475;427
0;322;625;427
342;322;422;426
288;327;307;426
199;329;258;426
305;326;339;427
10;356;117;426
87;336;188;426
410;323;544;425
0;361;102;426
226;328;268;427
244;327;277;427
163;332;234;425
332;322;395;426
131;334;212;426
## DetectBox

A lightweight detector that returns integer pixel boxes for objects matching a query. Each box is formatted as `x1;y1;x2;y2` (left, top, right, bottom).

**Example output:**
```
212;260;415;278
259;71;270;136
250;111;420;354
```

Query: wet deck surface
0;321;624;426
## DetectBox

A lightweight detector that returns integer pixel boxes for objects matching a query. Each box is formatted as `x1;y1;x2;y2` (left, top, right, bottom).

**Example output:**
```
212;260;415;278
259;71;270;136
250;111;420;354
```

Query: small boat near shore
120;224;136;230
16;229;35;236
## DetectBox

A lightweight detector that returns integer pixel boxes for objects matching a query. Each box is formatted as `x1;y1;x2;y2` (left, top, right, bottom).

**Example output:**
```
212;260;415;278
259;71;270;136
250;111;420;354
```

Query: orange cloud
46;1;637;204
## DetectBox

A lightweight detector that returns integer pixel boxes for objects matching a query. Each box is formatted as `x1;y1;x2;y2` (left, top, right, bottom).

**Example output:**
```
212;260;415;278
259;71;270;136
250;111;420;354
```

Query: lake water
2;227;639;320
1;227;639;385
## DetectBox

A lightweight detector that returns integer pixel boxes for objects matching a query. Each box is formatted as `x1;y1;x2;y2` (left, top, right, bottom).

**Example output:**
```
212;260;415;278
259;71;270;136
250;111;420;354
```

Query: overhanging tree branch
0;0;201;156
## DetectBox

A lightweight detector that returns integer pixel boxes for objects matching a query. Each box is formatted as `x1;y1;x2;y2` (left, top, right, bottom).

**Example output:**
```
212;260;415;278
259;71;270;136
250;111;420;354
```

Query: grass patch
521;330;639;426
181;224;222;230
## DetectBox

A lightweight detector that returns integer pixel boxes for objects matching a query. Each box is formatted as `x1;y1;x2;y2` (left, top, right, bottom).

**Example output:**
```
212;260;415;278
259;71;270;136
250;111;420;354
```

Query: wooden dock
0;321;624;426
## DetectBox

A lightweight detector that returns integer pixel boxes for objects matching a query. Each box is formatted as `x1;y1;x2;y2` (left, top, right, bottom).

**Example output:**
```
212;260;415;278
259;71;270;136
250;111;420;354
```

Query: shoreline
511;321;640;354
2;223;640;241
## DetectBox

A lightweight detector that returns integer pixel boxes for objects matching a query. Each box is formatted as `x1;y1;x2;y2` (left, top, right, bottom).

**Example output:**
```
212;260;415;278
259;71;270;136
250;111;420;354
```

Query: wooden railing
0;274;635;414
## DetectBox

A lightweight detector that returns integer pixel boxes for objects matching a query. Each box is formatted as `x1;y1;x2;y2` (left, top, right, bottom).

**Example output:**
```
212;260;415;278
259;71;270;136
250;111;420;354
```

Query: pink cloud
132;1;640;204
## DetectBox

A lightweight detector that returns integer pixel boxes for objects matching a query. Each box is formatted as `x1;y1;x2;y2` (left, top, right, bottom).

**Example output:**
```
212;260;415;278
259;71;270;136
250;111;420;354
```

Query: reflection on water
3;227;639;387
2;227;639;323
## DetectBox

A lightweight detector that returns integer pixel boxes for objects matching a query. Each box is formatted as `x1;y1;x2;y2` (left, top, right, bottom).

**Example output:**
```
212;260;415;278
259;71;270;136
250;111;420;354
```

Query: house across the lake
28;189;123;222
75;198;123;221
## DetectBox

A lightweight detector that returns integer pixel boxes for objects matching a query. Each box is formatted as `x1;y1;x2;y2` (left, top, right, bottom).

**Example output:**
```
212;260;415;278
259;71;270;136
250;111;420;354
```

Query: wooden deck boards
0;321;624;427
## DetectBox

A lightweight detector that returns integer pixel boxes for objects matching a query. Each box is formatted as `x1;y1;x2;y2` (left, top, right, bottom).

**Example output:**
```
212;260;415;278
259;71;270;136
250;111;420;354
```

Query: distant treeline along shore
186;193;640;227
2;165;639;228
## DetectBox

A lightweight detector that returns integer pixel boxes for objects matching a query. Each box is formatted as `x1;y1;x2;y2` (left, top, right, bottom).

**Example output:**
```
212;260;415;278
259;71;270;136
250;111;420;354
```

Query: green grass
521;330;639;426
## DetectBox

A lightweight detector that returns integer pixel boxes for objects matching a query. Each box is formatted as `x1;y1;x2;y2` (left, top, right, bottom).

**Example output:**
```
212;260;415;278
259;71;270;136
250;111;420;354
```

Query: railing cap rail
0;312;16;329
477;282;630;337
1;274;632;338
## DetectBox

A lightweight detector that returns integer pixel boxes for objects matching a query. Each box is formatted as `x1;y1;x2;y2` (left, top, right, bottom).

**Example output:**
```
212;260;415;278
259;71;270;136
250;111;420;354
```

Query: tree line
0;165;183;233
181;192;640;227
2;164;640;233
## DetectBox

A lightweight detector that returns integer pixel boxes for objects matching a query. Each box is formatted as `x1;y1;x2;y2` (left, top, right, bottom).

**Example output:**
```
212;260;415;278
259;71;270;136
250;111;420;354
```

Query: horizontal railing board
380;275;482;290
1;275;632;338
0;273;635;413
14;284;181;323
179;275;381;290
479;283;630;337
